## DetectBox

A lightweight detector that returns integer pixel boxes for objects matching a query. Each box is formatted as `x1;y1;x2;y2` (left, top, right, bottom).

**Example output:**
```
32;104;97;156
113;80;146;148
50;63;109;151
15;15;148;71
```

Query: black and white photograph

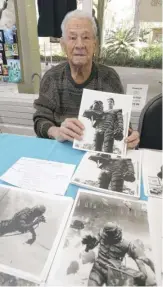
71;150;141;198
73;89;133;156
47;189;157;286
142;149;162;198
0;185;73;283
0;43;3;50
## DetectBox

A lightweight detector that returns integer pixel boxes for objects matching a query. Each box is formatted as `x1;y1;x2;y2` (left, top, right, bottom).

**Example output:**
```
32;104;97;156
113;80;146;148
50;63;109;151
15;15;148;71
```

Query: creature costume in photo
89;153;135;192
82;222;155;286
83;99;123;153
0;205;46;245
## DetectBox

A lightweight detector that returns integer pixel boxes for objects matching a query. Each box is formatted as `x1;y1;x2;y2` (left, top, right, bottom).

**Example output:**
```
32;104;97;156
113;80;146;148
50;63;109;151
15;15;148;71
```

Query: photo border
0;184;74;284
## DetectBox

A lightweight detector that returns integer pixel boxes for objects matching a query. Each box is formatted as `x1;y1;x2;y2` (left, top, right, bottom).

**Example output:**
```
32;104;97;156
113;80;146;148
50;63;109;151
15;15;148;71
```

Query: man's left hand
125;130;140;149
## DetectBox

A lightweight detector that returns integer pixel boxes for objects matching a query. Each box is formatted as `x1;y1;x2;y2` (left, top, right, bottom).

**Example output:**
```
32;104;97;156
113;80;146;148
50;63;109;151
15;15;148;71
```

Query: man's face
61;18;96;67
108;99;114;110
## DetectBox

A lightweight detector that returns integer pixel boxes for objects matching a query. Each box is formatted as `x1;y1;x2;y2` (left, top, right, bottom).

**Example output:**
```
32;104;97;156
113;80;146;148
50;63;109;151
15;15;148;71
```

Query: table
0;133;147;201
0;133;84;199
0;133;162;285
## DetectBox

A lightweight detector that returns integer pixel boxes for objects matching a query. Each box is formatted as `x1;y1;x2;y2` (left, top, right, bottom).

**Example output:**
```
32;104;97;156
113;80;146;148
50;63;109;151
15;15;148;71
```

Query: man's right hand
48;118;85;142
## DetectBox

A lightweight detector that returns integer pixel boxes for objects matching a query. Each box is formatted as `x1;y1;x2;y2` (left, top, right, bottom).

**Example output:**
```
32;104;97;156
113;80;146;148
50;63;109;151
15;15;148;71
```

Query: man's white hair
61;9;97;39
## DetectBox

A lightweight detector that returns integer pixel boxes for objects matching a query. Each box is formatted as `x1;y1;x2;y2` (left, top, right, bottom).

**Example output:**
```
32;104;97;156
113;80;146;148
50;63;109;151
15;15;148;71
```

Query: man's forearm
34;118;55;138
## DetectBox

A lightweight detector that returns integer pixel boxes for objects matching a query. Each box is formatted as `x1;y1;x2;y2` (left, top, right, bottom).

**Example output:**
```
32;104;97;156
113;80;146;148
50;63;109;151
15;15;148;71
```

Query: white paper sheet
0;157;76;195
126;84;148;112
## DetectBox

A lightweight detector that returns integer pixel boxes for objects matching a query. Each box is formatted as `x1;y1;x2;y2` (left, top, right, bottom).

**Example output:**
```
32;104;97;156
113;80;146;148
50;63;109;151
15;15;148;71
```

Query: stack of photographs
46;189;158;286
0;185;73;285
72;89;142;199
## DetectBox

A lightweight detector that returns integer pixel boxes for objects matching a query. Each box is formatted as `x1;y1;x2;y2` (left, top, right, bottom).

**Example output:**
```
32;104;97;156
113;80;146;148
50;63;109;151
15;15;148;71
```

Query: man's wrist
47;126;59;139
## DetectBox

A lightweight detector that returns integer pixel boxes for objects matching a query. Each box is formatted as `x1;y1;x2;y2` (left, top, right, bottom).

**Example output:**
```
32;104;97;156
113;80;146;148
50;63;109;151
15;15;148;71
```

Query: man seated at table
33;10;139;149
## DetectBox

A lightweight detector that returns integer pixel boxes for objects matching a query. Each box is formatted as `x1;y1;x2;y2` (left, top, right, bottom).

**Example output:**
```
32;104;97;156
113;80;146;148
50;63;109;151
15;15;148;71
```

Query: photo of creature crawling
0;205;46;245
72;151;140;197
0;185;73;280
48;191;156;286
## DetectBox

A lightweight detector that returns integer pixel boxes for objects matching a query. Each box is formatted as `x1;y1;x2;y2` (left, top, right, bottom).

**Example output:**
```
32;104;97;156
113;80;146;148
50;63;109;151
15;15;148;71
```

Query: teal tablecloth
0;133;147;200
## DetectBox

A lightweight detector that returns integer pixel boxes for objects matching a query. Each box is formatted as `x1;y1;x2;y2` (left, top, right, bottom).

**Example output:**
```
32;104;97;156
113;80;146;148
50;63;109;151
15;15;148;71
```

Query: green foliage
102;26;161;68
104;27;138;65
139;28;150;43
100;44;162;69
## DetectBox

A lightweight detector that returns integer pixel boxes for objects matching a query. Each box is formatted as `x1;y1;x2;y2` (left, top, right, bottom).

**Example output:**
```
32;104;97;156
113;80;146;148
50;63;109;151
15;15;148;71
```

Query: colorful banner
0;0;22;83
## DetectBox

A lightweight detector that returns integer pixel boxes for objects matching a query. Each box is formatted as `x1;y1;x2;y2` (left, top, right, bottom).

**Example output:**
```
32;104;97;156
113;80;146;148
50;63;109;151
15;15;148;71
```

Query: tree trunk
133;0;140;40
96;0;105;58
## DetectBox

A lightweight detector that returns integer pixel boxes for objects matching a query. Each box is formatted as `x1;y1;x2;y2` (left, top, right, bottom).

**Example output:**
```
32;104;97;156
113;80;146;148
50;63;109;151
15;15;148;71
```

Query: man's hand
48;118;84;142
125;129;140;149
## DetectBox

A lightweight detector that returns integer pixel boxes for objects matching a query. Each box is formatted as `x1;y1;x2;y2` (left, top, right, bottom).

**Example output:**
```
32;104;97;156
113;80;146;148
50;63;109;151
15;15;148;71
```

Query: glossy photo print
47;189;157;286
71;150;141;198
0;185;73;284
73;89;133;157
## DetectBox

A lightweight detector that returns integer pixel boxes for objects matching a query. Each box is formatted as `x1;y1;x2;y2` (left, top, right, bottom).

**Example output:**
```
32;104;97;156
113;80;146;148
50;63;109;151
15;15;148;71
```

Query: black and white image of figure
71;150;141;198
142;150;162;198
0;185;73;283
47;189;157;286
73;89;133;156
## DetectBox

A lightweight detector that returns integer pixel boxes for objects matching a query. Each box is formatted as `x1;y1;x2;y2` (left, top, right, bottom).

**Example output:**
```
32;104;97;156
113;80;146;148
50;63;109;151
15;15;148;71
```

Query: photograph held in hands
73;89;133;156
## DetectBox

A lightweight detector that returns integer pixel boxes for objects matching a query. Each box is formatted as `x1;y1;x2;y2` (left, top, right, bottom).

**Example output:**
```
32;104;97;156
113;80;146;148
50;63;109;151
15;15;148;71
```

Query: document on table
0;157;76;196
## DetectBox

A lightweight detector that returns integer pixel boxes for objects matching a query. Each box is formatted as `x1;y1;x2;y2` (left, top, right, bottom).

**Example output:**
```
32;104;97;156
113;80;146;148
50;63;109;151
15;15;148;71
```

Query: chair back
138;94;162;150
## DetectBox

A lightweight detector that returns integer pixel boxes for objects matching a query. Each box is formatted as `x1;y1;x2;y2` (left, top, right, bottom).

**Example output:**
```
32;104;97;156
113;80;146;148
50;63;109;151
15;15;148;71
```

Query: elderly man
33;10;139;149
